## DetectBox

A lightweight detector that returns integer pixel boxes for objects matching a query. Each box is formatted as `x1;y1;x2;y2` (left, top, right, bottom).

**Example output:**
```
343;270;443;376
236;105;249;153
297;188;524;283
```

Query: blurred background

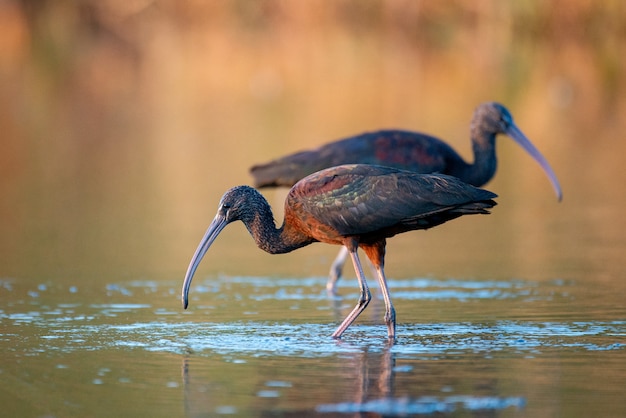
1;0;625;289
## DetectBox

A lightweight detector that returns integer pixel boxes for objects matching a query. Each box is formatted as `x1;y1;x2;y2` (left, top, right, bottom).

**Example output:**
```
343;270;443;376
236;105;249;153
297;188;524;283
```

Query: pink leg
327;246;349;294
362;241;395;339
331;244;371;338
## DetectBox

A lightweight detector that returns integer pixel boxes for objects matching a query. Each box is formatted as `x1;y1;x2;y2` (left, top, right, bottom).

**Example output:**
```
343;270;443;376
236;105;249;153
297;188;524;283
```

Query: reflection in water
1;276;625;416
3;275;625;355
181;340;527;416
317;395;526;415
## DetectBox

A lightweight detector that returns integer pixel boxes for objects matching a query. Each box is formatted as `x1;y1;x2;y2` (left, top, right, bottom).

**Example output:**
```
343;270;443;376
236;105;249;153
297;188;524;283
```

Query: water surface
2;275;625;417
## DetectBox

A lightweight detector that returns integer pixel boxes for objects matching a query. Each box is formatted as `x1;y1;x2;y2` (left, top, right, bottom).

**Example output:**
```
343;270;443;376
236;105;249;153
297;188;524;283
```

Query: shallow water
2;275;625;417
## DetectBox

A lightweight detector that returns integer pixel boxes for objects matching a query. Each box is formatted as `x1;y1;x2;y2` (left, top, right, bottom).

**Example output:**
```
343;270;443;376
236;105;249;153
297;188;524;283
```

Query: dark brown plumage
182;164;497;339
249;102;561;292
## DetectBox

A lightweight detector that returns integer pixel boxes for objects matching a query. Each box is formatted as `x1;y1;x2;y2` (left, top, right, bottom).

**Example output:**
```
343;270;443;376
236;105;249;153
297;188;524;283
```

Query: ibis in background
249;102;562;292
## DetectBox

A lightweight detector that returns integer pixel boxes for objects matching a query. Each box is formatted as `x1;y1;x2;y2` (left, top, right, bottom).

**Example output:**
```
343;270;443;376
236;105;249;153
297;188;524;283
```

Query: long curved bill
507;124;563;201
182;214;228;309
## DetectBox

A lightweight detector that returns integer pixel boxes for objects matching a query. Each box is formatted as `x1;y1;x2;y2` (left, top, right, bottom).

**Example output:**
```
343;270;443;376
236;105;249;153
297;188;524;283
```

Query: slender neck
450;129;497;187
242;193;314;255
469;132;497;186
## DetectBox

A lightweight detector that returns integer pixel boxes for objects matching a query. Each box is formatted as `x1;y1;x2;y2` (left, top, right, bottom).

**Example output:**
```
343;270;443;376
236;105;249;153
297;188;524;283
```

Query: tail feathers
250;151;324;188
452;199;497;215
249;163;298;188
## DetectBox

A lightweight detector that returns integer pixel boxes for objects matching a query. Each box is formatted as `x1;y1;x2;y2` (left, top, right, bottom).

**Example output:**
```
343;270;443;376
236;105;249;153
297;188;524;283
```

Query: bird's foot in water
326;265;343;295
384;307;396;340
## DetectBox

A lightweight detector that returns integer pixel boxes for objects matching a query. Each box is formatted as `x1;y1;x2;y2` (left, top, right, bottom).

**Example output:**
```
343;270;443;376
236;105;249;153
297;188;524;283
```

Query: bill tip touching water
181;164;497;339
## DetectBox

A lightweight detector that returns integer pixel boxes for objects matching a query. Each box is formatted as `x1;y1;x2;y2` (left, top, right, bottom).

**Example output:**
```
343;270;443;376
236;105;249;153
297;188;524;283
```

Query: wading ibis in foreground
249;102;562;292
182;164;497;339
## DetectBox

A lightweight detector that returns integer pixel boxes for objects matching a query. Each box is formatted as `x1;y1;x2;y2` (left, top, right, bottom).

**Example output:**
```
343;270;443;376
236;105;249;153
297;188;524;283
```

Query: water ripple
2;277;624;359
316;395;526;415
6;319;623;357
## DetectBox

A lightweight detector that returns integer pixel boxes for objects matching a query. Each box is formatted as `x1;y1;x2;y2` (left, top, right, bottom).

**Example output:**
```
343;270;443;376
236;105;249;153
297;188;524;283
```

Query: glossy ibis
250;102;562;292
182;164;497;339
